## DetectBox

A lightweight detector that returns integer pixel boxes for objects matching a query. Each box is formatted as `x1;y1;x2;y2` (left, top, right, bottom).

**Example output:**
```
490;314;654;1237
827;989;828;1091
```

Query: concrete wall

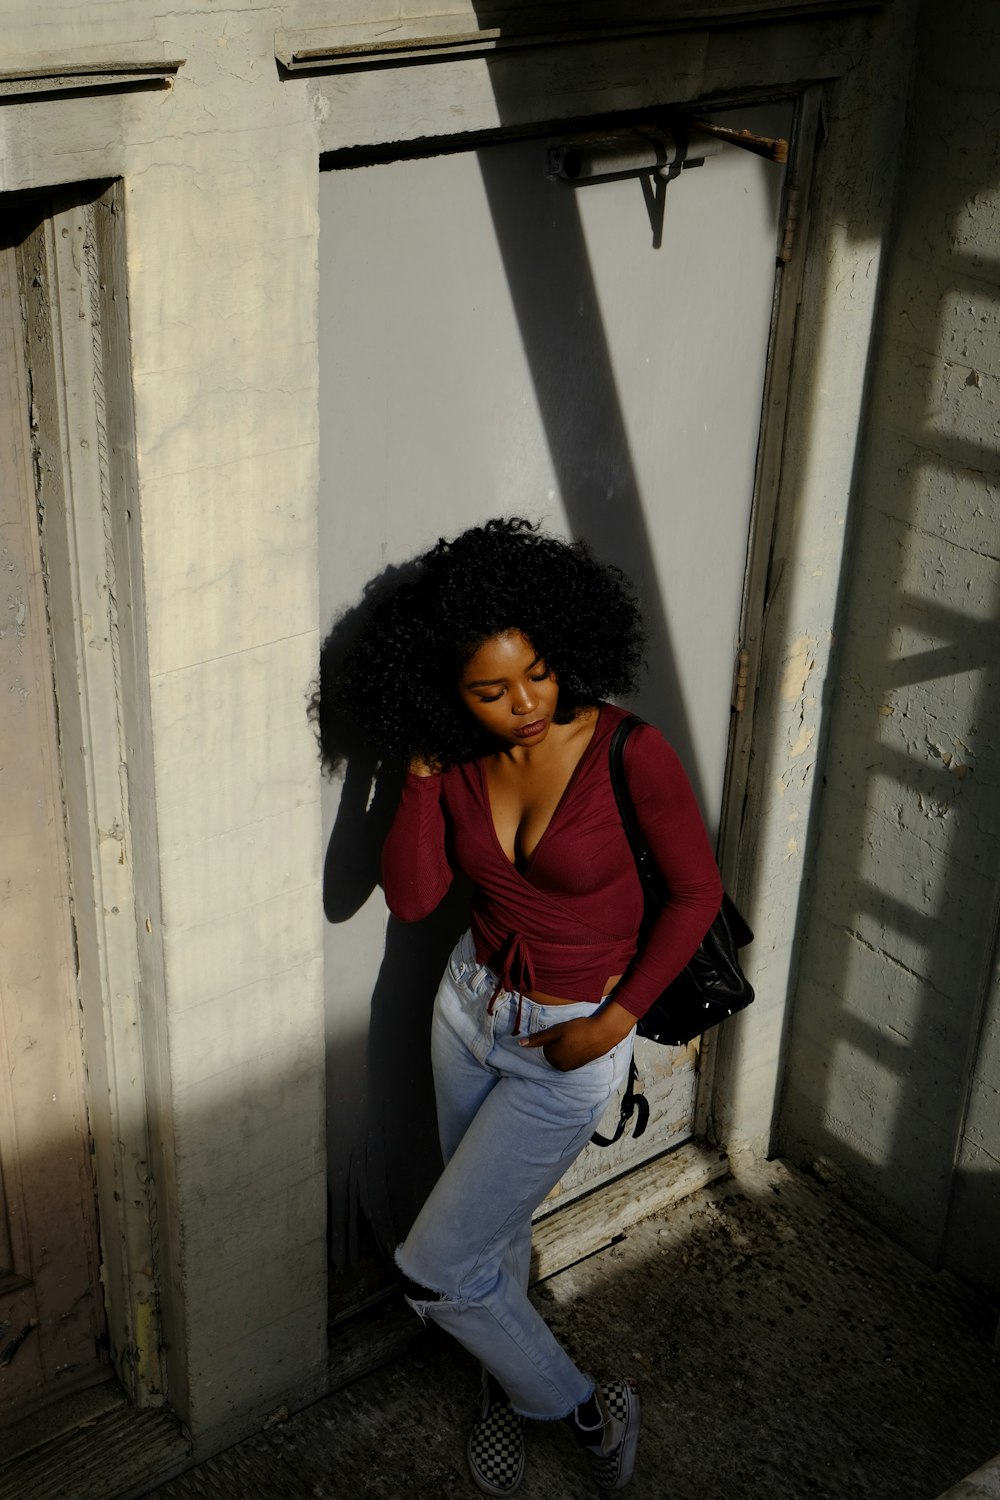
2;1;327;1444
778;0;1000;1298
708;0;917;1161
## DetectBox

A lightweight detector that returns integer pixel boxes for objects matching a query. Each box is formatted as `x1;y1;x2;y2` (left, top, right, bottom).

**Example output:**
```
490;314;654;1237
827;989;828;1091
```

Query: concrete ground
141;1159;1000;1500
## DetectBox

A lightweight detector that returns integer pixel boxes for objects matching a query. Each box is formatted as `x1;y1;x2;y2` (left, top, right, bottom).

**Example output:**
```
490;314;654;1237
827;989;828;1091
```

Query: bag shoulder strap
608;714;663;898
590;714;652;1151
590;1056;649;1147
608;713;644;854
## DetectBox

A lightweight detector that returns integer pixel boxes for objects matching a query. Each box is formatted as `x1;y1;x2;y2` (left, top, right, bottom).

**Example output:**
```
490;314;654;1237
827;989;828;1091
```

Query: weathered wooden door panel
0;246;107;1421
319;104;788;1277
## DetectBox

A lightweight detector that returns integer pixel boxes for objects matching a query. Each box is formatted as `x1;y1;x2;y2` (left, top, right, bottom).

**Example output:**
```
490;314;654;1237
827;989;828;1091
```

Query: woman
323;517;722;1495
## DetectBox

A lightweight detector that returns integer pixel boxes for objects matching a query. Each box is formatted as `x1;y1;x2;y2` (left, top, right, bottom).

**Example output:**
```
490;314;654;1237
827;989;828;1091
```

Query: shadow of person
316;567;470;1262
315;565;419;921
364;891;471;1252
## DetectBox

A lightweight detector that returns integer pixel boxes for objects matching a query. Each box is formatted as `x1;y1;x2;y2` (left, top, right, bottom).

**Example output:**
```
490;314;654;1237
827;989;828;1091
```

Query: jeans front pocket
447;930;478;985
531;1008;618;1080
539;1043;617;1079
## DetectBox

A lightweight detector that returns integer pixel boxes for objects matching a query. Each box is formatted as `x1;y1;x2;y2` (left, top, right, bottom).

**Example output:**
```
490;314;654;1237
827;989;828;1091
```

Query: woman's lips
512;718;547;738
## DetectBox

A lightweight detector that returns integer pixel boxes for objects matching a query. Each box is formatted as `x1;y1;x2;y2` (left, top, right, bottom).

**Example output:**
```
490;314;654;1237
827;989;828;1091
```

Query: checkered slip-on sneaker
587;1380;641;1491
466;1374;526;1496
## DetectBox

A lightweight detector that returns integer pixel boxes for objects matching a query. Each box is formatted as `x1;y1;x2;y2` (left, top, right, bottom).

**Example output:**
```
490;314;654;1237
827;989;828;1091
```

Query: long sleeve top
380;701;723;1020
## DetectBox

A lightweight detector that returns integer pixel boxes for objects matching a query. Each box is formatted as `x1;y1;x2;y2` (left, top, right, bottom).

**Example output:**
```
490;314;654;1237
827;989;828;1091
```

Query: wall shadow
474;143;703;803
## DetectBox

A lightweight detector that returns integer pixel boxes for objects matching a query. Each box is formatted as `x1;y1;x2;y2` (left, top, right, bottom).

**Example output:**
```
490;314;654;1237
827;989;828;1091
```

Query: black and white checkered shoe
586;1380;641;1491
466;1372;525;1496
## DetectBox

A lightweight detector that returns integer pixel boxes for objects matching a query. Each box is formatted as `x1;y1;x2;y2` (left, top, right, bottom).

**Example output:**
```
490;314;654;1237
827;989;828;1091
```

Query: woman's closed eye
476;666;554;699
476;667;552;703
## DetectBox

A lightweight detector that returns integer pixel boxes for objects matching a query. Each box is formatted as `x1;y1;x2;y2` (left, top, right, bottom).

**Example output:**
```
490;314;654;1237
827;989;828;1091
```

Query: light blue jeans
396;931;634;1420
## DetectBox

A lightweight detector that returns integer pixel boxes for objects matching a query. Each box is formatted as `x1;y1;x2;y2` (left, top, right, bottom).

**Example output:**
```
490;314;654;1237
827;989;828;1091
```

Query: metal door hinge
732;649;750;713
780;186;801;264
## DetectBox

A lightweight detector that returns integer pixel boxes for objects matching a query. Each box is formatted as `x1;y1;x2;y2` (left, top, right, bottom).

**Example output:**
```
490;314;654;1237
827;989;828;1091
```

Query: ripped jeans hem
395;1247;454;1317
394;1249;594;1421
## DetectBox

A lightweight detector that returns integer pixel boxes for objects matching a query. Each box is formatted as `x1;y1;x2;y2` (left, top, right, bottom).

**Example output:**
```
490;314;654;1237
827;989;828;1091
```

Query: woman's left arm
604;725;723;1022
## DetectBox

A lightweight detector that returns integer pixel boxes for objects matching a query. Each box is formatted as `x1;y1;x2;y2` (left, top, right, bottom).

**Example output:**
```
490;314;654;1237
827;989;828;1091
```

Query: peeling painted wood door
319;105;789;1283
0;246;108;1422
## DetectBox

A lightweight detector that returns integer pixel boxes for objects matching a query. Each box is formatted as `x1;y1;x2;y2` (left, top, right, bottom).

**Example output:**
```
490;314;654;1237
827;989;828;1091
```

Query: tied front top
380;702;723;1021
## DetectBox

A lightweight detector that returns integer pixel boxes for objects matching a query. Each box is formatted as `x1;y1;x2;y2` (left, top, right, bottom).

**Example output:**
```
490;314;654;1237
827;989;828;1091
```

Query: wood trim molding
276;1;881;73
0;59;183;100
16;185;169;1409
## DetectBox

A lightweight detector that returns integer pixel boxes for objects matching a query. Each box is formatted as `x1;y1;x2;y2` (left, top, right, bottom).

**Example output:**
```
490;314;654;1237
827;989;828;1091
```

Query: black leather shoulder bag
591;715;755;1148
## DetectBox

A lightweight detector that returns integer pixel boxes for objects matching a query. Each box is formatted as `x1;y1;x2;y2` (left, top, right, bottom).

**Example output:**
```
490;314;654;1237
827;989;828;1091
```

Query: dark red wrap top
380;702;723;1020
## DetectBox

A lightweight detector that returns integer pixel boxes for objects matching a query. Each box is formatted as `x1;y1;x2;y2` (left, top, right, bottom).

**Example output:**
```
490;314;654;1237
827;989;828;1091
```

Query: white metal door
319;107;789;1274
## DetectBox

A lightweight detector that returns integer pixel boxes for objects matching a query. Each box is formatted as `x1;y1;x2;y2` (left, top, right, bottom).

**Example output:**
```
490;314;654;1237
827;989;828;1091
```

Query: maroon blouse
380;702;723;1020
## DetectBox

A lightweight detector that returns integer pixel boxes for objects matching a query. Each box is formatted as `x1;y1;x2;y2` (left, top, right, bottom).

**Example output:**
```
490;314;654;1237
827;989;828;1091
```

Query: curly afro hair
314;517;645;771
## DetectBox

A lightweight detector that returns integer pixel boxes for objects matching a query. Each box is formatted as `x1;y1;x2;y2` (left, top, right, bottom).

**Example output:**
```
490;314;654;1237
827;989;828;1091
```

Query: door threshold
532;1138;730;1282
0;1383;190;1500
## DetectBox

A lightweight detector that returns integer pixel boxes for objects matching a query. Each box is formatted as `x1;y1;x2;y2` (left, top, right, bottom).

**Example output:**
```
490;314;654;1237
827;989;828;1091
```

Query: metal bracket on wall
546;125;716;182
545;119;789;247
689;118;789;164
546;119;787;184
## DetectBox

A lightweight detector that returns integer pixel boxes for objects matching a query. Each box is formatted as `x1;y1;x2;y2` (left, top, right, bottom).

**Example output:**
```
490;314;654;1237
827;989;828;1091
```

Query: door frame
0;240;109;1420
695;83;824;1139
12;182;169;1410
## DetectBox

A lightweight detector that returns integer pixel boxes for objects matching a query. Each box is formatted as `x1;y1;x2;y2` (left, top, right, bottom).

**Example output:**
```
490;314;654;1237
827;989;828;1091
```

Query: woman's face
457;630;559;749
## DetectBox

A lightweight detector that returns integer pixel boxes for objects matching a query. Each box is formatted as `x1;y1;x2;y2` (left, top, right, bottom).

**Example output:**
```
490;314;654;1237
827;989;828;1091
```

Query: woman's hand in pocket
519;1001;635;1071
